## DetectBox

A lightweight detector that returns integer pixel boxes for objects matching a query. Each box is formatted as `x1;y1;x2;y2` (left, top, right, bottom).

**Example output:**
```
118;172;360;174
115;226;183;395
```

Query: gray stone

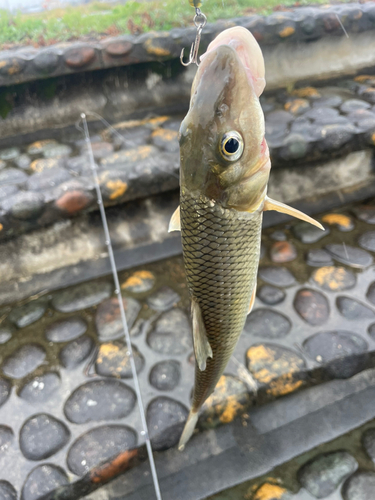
146;286;180;311
121;270;156;294
26;167;70;191
257;285;286;305
60;335;94;369
95;341;144;378
294;288;330;326
336;296;375;320
306;249;334;267
147;309;192;355
52;281;112;312
0;324;13;344
312;95;343;108
67;425;137;476
303;331;368;378
43;144;72;159
19;373;60;403
0;148;20;161
366;282;375;305
358;231;375;252
362;428;375;463
341;99;371;113
293;222;329;243
20;414;70;460
325;244;373;269
342;471;375;500
0;185;18;200
353;206;375;224
22;464;69;500
258;266;296;287
311;266;356;292
150;360;181;391
317;124;356;150
0;481;16;500
90;141;114;160
64;379;136;424
33;51;60;74
5;192;44;220
147;397;188;451
0;426;13;451
0;379;11;408
304;106;340;121
95;296;141;341
27;140;58;156
151;128;179;152
244;309;291;338
298;451;358;498
0;168;28;185
2;344;46;379
270;230;286;241
45;317;87;342
8;299;47;328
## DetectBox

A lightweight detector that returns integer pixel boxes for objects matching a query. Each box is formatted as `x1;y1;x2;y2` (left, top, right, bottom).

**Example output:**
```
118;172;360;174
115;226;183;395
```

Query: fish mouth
201;26;265;97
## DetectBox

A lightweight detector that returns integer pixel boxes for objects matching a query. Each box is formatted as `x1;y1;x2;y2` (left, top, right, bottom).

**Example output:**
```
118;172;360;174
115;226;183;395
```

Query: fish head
180;27;270;212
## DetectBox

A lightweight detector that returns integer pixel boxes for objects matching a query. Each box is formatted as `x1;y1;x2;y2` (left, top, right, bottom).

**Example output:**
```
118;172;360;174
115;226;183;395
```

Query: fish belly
181;191;262;411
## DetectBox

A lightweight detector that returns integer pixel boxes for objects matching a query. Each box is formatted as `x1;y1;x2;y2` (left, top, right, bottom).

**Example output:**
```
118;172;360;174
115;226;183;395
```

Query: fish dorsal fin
168;205;181;232
248;285;257;315
191;297;213;371
263;196;324;230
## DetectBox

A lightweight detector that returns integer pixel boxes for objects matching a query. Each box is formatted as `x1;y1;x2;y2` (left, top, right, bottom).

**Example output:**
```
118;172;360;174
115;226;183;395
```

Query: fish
168;26;323;450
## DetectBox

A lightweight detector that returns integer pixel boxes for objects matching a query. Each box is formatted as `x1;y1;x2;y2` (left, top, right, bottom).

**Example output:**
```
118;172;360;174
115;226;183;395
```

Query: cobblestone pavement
1;75;375;242
2;199;375;499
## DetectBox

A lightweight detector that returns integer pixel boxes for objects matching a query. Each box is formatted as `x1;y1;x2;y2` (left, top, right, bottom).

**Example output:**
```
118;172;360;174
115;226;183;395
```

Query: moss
0;0;351;49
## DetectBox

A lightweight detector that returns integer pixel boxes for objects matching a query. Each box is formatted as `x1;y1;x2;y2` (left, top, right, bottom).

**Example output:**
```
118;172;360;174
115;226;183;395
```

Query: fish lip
201;26;265;96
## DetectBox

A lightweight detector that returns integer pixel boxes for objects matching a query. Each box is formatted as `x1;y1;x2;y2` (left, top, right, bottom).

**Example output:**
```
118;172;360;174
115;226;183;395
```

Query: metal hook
180;8;207;67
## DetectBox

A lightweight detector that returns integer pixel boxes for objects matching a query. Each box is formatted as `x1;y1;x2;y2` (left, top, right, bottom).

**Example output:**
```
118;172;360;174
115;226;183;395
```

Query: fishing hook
180;8;207;67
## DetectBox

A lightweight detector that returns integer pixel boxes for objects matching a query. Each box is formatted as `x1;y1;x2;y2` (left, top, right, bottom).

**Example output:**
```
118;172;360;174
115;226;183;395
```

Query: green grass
0;0;349;48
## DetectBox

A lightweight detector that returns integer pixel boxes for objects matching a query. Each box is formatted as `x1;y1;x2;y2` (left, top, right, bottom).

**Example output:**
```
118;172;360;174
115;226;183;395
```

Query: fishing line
335;13;349;38
80;113;163;500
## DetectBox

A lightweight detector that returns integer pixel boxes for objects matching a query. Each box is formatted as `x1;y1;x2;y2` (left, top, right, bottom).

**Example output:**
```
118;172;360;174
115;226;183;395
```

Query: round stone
20;414;70;460
33;51;59;74
8;299;47;328
55;187;93;215
0;324;13;344
95;341;144;378
353;205;375;224
294;288;330;326
304;106;339;122
27;167;70;191
45;317;87;342
284;98;310;115
252;483;290;500
246;343;305;397
257;285;286;305
258;266;296;287
0;148;20;161
0;379;11;408
90;141;114;160
27;140;58;155
19;373;60;403
147;309;192;355
64;47;96;68
280;133;308;161
270;230;286;241
0;168;27;185
270;241;297;263
0;425;13;450
64;379;136;424
43;144;72;159
22;464;69;500
52;281;112;312
306;249;334;267
121;270;156;294
325;244;373;269
105;40;133;56
67;425;137;476
149;361;181;391
321;213;355;232
293;221;329;243
366;282;375;305
0;481;17;500
298;451;358;498
336;296;375;320
312;95;343;108
60;335;94;369
363;428;375;463
0;185;18;201
244;309;291;338
30;158;65;173
147;397;188;451
146;286;180;311
266;110;294;125
95;296;141;341
358;231;375;252
151;128;179;152
340;99;371;113
2;344;46;379
342;471;375;500
311;266;356;292
303;331;368;378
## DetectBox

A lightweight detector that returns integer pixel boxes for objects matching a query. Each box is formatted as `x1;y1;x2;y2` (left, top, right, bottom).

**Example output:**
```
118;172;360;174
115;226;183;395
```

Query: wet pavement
2;198;375;499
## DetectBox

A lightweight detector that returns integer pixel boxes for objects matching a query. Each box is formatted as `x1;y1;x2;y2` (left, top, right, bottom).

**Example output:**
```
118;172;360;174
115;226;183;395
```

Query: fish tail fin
178;410;199;451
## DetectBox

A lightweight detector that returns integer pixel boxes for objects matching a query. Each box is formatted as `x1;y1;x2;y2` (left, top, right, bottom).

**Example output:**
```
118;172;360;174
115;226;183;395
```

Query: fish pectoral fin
191;297;213;371
248;286;257;315
263;196;324;230
168;206;181;232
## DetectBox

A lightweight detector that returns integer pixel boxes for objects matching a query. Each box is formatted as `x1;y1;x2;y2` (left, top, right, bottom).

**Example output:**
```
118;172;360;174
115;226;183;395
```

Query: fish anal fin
248;285;257;315
191;297;213;372
264;196;324;230
168;206;181;232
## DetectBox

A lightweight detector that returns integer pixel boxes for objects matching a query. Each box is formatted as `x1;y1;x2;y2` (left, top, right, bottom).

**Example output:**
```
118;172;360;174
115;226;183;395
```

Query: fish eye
220;131;244;162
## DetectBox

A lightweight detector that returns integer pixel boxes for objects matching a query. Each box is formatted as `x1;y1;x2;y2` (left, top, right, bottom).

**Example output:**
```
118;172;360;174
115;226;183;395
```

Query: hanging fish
169;26;323;450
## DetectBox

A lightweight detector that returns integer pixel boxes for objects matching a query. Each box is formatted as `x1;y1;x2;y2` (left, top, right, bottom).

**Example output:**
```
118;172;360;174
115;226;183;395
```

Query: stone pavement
2;199;375;499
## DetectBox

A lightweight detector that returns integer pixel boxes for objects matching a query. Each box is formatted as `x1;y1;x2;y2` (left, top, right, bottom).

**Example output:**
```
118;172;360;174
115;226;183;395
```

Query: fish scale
181;190;262;409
